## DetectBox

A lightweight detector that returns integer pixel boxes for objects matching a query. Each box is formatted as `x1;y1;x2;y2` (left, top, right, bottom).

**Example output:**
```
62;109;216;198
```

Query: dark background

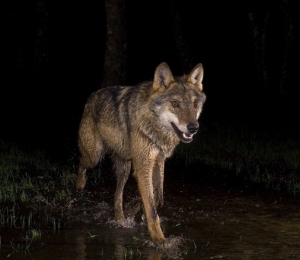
0;0;299;160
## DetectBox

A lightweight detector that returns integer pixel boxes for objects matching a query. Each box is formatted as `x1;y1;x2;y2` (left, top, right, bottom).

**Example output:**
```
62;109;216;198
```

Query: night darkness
0;0;299;159
2;1;300;257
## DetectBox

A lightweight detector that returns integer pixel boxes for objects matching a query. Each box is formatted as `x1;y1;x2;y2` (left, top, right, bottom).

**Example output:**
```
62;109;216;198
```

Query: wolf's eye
193;101;199;108
171;100;179;107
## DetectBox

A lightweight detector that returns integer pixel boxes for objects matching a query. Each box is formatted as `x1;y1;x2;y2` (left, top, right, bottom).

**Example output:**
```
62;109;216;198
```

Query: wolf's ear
187;63;204;91
153;62;175;92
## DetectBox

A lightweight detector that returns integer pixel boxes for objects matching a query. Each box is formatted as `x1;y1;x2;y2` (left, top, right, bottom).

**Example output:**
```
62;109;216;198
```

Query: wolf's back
78;83;154;159
86;84;151;129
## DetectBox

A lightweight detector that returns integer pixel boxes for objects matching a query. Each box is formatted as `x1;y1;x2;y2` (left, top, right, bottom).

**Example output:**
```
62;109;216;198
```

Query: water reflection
67;224;171;260
75;235;86;260
147;252;164;260
2;183;300;259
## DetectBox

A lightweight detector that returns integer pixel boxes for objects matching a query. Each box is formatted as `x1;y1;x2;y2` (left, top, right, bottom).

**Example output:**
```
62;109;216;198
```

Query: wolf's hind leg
75;164;87;191
75;119;104;190
113;156;131;220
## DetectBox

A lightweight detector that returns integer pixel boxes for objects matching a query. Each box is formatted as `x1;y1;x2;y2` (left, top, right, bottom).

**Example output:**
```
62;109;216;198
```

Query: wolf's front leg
153;156;164;209
113;157;131;220
134;157;166;244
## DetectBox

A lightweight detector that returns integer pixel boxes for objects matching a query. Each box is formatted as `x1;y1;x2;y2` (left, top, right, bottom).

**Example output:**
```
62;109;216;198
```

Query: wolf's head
151;62;206;143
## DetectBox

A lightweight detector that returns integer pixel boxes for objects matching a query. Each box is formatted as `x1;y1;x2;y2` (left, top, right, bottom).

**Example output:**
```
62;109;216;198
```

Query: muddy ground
1;168;300;259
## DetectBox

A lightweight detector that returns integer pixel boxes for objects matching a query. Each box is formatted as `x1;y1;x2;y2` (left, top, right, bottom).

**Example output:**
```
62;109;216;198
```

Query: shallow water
1;175;300;259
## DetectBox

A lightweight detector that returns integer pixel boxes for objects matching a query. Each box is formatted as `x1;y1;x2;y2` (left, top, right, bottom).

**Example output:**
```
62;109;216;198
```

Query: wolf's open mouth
171;122;193;143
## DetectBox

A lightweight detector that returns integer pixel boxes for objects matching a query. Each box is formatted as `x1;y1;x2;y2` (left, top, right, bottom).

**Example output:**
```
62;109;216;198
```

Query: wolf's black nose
187;123;199;134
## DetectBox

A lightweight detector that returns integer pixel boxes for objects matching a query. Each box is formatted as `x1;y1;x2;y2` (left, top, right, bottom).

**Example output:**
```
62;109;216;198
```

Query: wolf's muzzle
187;123;199;134
171;122;197;143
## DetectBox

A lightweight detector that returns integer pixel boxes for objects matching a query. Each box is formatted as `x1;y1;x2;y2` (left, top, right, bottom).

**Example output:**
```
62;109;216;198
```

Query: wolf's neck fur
137;116;179;158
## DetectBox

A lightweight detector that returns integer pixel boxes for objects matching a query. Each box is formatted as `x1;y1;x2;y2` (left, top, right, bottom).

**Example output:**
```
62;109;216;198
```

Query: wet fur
75;62;206;244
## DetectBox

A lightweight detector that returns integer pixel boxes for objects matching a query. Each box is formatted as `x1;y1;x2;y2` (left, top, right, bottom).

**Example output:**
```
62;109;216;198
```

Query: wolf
75;62;206;244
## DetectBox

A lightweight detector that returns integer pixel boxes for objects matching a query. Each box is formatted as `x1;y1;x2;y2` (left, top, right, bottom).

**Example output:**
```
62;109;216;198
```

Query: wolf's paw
149;225;166;244
152;234;166;245
74;177;86;191
107;217;136;228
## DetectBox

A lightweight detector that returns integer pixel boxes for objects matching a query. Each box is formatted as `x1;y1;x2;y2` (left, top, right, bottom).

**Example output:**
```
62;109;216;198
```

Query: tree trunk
33;0;49;79
278;0;294;97
166;0;193;72
245;0;270;94
102;0;127;87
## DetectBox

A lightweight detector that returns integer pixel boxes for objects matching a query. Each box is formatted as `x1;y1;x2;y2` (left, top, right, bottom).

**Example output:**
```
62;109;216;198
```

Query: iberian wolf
75;62;206;244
